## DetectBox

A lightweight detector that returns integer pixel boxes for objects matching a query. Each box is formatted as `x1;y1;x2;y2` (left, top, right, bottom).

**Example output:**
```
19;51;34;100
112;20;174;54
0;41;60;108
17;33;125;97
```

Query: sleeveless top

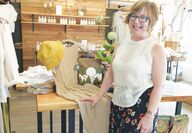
112;37;156;107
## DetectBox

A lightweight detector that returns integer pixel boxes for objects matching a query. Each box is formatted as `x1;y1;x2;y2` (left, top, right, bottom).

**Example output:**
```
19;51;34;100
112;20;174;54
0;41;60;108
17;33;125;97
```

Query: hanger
118;5;125;9
6;0;10;4
118;5;130;12
63;39;75;47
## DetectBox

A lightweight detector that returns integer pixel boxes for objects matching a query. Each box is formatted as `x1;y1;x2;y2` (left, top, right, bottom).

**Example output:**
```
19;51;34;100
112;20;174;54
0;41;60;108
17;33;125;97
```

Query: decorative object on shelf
43;2;48;13
78;6;85;16
96;32;116;64
96;13;104;33
164;41;179;51
48;2;54;14
164;32;181;52
56;4;62;15
43;2;54;14
155;114;189;133
165;47;187;61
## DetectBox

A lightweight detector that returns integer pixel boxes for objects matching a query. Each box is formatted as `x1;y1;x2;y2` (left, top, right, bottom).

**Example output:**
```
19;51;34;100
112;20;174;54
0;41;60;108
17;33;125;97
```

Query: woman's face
128;8;150;37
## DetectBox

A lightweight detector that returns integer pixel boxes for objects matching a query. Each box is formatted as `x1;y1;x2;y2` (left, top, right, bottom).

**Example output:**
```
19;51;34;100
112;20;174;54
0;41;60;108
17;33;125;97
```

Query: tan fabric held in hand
52;43;112;133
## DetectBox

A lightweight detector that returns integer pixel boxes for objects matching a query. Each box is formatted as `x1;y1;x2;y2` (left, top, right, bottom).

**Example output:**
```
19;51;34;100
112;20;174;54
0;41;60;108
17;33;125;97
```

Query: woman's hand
81;94;102;106
137;114;154;133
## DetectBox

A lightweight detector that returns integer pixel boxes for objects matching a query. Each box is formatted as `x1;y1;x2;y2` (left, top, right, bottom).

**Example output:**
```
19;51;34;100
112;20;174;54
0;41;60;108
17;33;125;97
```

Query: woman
83;0;166;132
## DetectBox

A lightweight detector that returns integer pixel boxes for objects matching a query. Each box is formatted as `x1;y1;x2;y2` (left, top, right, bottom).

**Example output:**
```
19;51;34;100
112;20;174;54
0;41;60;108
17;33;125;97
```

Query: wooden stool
36;92;83;133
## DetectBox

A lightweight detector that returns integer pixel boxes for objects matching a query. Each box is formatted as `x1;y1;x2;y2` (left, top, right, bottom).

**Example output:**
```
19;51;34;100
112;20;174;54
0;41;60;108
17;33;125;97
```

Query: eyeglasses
129;14;150;23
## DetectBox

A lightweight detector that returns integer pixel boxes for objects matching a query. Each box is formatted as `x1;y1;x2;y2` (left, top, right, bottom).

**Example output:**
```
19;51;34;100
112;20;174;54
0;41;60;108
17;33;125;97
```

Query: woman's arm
81;63;114;106
137;44;166;132
97;64;114;97
147;44;167;115
82;44;119;106
98;43;120;97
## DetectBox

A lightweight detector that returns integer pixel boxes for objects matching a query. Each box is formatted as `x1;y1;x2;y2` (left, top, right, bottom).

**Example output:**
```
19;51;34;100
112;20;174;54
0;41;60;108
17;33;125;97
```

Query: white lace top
112;37;156;107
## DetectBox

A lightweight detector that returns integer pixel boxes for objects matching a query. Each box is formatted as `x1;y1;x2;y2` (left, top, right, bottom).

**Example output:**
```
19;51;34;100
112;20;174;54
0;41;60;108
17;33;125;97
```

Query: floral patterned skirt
109;87;156;133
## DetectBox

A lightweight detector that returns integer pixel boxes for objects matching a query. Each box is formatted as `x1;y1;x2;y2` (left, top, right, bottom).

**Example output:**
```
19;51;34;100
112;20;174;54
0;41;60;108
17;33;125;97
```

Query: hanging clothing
151;13;165;44
0;17;19;133
0;19;19;103
0;105;4;133
0;3;17;32
112;11;130;44
1;103;10;133
52;43;112;133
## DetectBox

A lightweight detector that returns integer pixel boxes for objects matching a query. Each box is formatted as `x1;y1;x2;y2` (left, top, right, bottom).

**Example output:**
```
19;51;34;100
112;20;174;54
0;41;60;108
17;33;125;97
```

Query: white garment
0;4;17;32
112;11;130;44
151;13;165;43
0;20;19;103
112;37;155;107
19;65;53;85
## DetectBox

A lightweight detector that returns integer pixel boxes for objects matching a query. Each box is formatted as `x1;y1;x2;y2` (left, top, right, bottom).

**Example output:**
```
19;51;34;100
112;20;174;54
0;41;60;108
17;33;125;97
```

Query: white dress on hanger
112;10;130;44
0;20;19;103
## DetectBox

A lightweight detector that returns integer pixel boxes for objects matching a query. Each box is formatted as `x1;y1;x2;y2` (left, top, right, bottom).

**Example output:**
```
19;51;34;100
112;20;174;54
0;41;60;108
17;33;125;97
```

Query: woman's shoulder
152;44;164;51
152;44;166;57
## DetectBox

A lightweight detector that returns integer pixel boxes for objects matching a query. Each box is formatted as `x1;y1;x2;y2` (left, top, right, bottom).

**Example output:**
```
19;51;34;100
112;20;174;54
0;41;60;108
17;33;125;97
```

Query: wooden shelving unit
21;12;109;32
21;0;107;69
21;21;109;27
22;12;110;19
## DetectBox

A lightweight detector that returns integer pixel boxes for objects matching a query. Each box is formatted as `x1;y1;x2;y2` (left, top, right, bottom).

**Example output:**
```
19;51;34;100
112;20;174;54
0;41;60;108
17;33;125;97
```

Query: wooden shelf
21;12;109;32
21;21;109;27
22;12;110;19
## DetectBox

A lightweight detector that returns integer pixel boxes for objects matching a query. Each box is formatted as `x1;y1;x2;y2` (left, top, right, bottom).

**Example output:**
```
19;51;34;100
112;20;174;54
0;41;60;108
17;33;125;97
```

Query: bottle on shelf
44;16;47;23
80;18;82;25
38;16;42;23
48;17;50;23
53;17;56;23
51;17;53;23
59;17;62;24
36;41;41;51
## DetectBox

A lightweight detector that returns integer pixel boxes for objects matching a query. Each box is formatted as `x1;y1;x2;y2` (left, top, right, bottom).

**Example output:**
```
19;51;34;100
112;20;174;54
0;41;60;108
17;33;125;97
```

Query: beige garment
53;44;112;133
1;103;10;133
77;99;110;133
0;105;4;133
52;44;78;91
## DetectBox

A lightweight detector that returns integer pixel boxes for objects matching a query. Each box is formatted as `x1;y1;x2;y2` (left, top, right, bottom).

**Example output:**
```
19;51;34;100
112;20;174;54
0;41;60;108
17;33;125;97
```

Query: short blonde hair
125;0;159;32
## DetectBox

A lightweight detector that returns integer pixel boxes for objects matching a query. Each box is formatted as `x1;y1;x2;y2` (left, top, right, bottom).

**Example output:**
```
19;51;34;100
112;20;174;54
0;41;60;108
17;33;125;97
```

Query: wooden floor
9;87;192;133
9;88;82;133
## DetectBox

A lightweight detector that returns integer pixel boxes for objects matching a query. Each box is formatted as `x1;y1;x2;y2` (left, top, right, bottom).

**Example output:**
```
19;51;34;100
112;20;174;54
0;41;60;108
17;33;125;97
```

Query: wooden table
167;57;186;82
36;93;81;133
161;81;192;115
36;82;192;133
15;81;191;133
